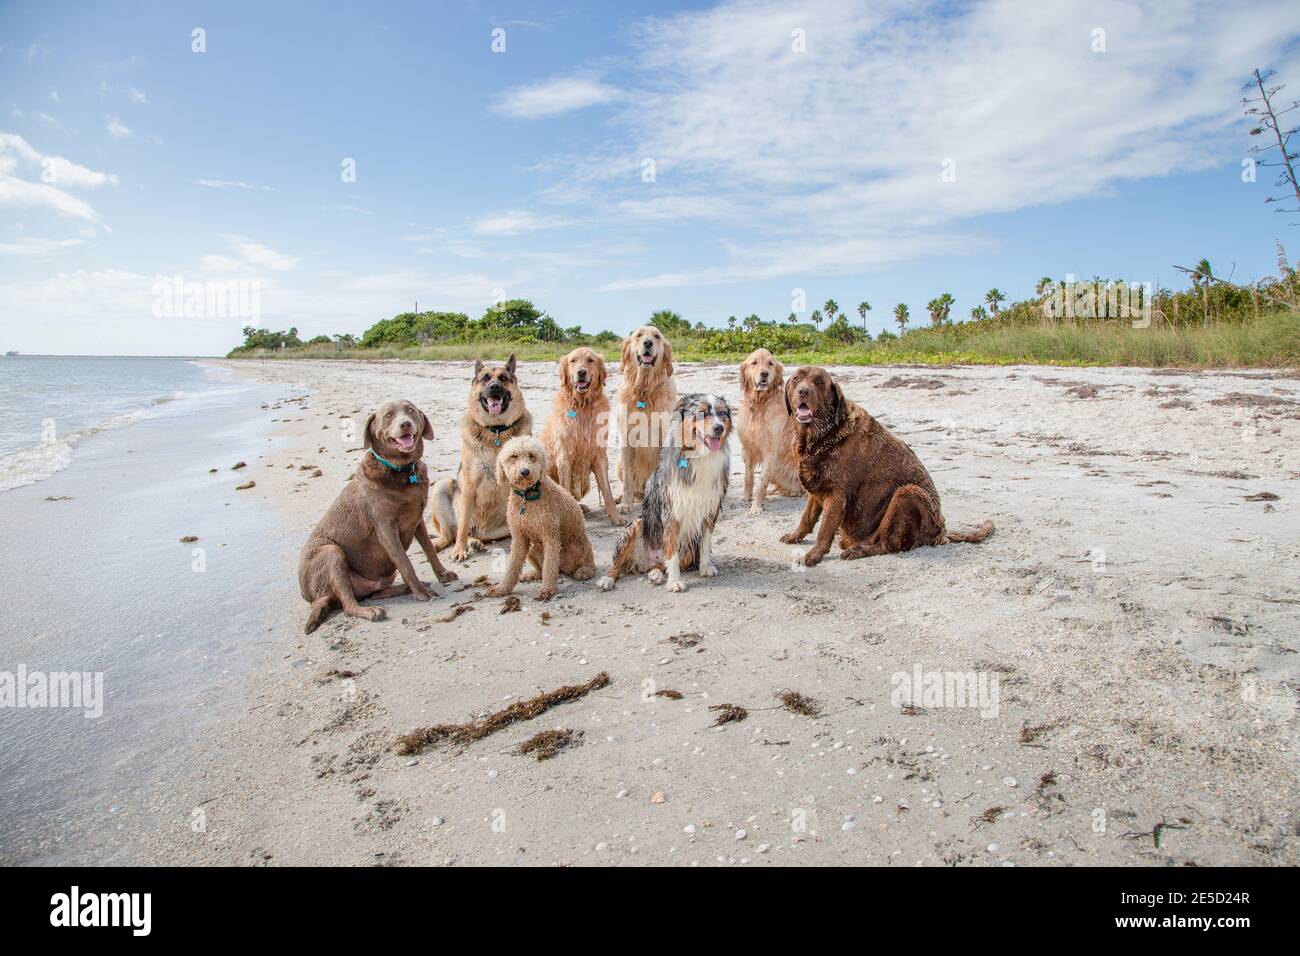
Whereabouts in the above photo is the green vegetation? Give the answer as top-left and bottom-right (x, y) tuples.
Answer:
(227, 251), (1300, 369)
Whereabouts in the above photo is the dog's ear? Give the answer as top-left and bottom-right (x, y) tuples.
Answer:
(415, 405), (434, 440)
(784, 377), (795, 417)
(830, 382), (845, 427)
(661, 338), (674, 378)
(505, 353), (517, 377)
(592, 353), (607, 390)
(739, 359), (753, 396)
(362, 411), (378, 449)
(619, 335), (634, 375)
(534, 440), (549, 473)
(773, 358), (785, 386)
(496, 453), (509, 485)
(473, 359), (483, 378)
(558, 354), (572, 391)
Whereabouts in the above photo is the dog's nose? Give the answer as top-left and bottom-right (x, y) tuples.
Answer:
(710, 422), (725, 437)
(519, 466), (531, 477)
(797, 385), (810, 398)
(576, 369), (588, 380)
(642, 342), (654, 352)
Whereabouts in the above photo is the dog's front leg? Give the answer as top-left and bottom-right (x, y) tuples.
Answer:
(451, 479), (477, 561)
(535, 539), (562, 601)
(415, 520), (457, 589)
(742, 449), (755, 501)
(662, 525), (687, 592)
(374, 524), (434, 600)
(780, 495), (823, 544)
(698, 526), (718, 577)
(803, 494), (844, 566)
(593, 452), (622, 525)
(486, 535), (529, 598)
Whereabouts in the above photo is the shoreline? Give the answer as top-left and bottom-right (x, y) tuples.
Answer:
(113, 356), (1298, 867)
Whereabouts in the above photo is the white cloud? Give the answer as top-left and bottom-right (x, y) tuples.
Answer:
(493, 75), (621, 119)
(0, 236), (85, 257)
(128, 87), (148, 105)
(0, 133), (117, 226)
(471, 209), (574, 236)
(192, 178), (274, 191)
(543, 0), (1300, 289)
(106, 116), (131, 139)
(204, 234), (300, 273)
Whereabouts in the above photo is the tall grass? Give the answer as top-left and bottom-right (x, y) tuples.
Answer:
(232, 312), (1299, 369)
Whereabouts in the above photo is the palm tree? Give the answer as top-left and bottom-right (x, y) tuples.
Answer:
(823, 299), (839, 322)
(810, 309), (823, 329)
(727, 315), (737, 330)
(970, 305), (989, 321)
(893, 303), (909, 335)
(1035, 276), (1054, 297)
(742, 313), (760, 332)
(857, 300), (871, 331)
(1192, 258), (1212, 324)
(985, 288), (1005, 316)
(926, 298), (941, 327)
(786, 311), (798, 324)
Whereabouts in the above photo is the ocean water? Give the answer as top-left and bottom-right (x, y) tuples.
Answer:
(0, 356), (298, 864)
(0, 355), (249, 492)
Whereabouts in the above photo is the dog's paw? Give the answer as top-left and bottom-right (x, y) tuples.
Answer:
(468, 537), (487, 554)
(840, 547), (867, 561)
(364, 606), (386, 622)
(410, 584), (434, 602)
(779, 531), (805, 545)
(698, 561), (719, 578)
(484, 585), (511, 599)
(519, 568), (541, 583)
(450, 546), (470, 562)
(747, 505), (763, 517)
(647, 568), (665, 585)
(436, 569), (459, 584)
(595, 576), (616, 592)
(666, 579), (687, 593)
(535, 587), (556, 602)
(802, 549), (824, 567)
(607, 512), (626, 527)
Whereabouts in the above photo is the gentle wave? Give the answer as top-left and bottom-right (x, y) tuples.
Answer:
(0, 392), (186, 493)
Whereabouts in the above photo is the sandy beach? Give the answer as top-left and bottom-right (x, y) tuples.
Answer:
(111, 357), (1299, 867)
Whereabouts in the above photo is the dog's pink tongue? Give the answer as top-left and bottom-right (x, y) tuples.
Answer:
(488, 398), (504, 415)
(706, 436), (722, 452)
(396, 434), (415, 450)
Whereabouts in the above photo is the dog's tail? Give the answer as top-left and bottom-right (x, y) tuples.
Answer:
(943, 519), (994, 544)
(429, 477), (458, 550)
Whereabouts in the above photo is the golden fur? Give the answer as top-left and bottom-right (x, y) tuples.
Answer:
(615, 325), (677, 507)
(487, 436), (597, 601)
(540, 346), (621, 525)
(430, 356), (533, 562)
(737, 348), (803, 514)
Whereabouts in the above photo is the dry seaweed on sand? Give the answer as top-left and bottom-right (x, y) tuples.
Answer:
(1037, 770), (1058, 791)
(654, 689), (684, 700)
(433, 603), (475, 624)
(1019, 721), (1057, 744)
(395, 672), (611, 755)
(499, 595), (522, 614)
(975, 806), (1005, 825)
(235, 481), (256, 491)
(778, 689), (821, 717)
(709, 703), (748, 726)
(515, 728), (581, 761)
(666, 632), (703, 649)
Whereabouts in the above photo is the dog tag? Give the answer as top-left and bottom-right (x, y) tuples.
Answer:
(678, 458), (688, 469)
(567, 410), (577, 418)
(636, 401), (646, 409)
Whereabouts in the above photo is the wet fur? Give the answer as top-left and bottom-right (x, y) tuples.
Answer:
(430, 356), (533, 562)
(598, 393), (732, 593)
(738, 348), (803, 514)
(781, 366), (994, 565)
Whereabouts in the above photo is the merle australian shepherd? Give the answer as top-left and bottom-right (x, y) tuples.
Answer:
(597, 393), (733, 593)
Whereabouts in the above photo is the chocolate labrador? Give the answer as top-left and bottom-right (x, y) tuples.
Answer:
(299, 399), (457, 633)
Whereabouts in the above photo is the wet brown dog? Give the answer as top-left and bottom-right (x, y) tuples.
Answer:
(738, 348), (802, 515)
(781, 367), (993, 565)
(430, 355), (533, 562)
(541, 346), (621, 525)
(487, 436), (597, 601)
(298, 399), (457, 633)
(615, 325), (676, 507)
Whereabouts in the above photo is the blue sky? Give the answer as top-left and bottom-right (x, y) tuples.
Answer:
(2, 0), (1300, 355)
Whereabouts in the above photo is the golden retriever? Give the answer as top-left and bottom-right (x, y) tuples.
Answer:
(615, 325), (676, 506)
(540, 346), (621, 525)
(737, 348), (803, 515)
(487, 436), (597, 601)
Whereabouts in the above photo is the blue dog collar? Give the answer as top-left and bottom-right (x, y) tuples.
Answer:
(369, 448), (420, 484)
